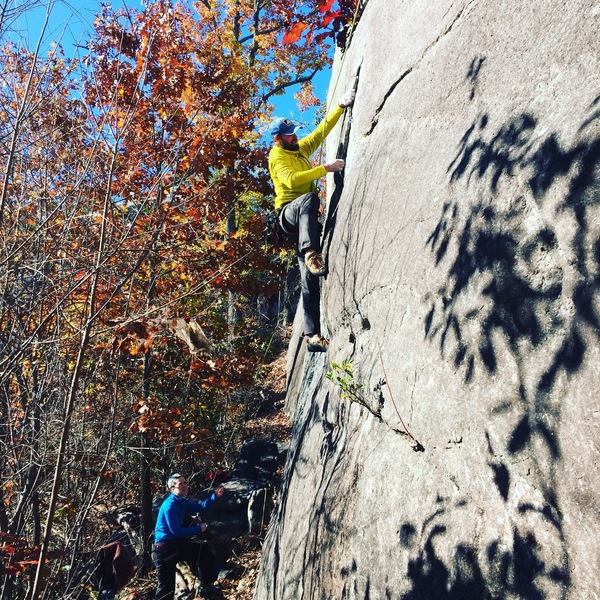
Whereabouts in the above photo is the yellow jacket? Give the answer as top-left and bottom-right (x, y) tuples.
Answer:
(268, 104), (345, 210)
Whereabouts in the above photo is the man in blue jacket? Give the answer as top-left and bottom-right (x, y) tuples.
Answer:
(153, 473), (224, 599)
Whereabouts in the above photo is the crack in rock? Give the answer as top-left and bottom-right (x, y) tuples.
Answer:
(366, 0), (477, 136)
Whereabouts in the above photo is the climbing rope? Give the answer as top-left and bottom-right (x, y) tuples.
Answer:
(378, 344), (425, 452)
(316, 0), (365, 162)
(327, 0), (364, 107)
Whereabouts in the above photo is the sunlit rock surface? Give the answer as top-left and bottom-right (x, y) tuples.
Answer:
(255, 1), (600, 598)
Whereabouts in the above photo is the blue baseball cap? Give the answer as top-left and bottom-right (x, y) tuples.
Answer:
(269, 117), (301, 137)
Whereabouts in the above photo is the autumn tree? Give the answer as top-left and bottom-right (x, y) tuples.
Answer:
(0, 0), (364, 597)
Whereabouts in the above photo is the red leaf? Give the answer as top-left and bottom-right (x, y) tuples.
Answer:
(315, 31), (333, 44)
(319, 0), (336, 12)
(322, 10), (342, 27)
(283, 21), (309, 44)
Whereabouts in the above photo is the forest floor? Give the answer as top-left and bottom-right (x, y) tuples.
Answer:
(118, 343), (292, 600)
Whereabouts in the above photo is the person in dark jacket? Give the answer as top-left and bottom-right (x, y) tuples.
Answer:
(153, 473), (224, 599)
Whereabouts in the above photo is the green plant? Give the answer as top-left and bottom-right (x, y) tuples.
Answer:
(326, 360), (368, 406)
(328, 355), (425, 452)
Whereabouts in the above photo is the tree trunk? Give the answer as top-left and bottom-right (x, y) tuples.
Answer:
(138, 216), (160, 576)
(138, 353), (154, 577)
(226, 169), (238, 345)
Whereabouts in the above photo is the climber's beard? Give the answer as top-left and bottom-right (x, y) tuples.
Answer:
(278, 136), (300, 152)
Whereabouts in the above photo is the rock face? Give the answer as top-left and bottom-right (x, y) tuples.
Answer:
(254, 0), (600, 598)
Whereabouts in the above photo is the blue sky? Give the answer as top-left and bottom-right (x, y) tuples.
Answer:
(13, 0), (332, 130)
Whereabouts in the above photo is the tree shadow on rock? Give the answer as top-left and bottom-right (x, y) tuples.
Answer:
(399, 497), (569, 600)
(258, 382), (354, 599)
(426, 97), (600, 458)
(427, 100), (599, 392)
(423, 69), (599, 600)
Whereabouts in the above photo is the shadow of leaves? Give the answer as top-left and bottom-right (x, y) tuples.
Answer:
(399, 502), (570, 599)
(421, 85), (599, 600)
(426, 97), (599, 443)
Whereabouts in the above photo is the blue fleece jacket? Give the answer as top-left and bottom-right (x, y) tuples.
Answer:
(154, 492), (216, 543)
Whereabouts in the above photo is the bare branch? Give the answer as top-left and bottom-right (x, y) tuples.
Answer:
(261, 69), (320, 104)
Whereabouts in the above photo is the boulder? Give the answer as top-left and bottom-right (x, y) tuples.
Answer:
(201, 438), (281, 539)
(255, 0), (600, 598)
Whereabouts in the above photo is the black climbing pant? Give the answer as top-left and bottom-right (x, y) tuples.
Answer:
(278, 192), (323, 336)
(152, 540), (219, 600)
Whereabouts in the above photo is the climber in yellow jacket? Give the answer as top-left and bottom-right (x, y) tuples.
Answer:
(268, 86), (355, 352)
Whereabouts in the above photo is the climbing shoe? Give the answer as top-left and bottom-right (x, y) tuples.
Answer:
(304, 250), (326, 276)
(197, 583), (221, 597)
(306, 334), (329, 352)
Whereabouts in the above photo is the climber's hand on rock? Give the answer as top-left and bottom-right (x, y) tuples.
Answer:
(338, 88), (355, 108)
(324, 159), (345, 172)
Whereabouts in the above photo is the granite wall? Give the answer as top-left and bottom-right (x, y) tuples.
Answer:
(255, 1), (600, 598)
